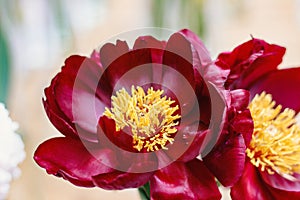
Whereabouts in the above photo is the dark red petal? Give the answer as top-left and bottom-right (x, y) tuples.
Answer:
(150, 160), (221, 200)
(163, 31), (195, 87)
(93, 171), (152, 190)
(43, 98), (77, 138)
(261, 171), (300, 192)
(34, 137), (115, 187)
(203, 133), (246, 187)
(230, 161), (274, 200)
(265, 184), (300, 200)
(179, 29), (212, 67)
(90, 49), (102, 66)
(198, 82), (227, 157)
(44, 56), (107, 141)
(230, 89), (250, 111)
(133, 36), (166, 84)
(160, 32), (198, 116)
(98, 116), (136, 152)
(229, 109), (253, 147)
(100, 40), (129, 69)
(164, 124), (207, 163)
(100, 40), (153, 91)
(179, 29), (230, 87)
(98, 116), (159, 173)
(216, 38), (286, 89)
(249, 68), (300, 112)
(54, 56), (101, 120)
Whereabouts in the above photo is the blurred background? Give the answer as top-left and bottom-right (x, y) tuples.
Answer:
(1, 0), (300, 199)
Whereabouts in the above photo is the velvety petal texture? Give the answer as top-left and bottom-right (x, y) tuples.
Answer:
(216, 38), (286, 90)
(150, 160), (221, 200)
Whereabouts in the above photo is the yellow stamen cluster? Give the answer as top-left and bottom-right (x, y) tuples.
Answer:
(104, 86), (181, 152)
(247, 92), (300, 175)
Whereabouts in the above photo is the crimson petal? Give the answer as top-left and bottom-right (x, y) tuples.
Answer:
(261, 171), (300, 192)
(216, 38), (286, 89)
(230, 161), (274, 200)
(203, 132), (246, 187)
(93, 171), (153, 190)
(150, 160), (221, 200)
(133, 36), (166, 84)
(248, 68), (300, 112)
(34, 137), (115, 187)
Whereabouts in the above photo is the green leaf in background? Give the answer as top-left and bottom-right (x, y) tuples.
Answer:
(138, 182), (150, 200)
(0, 24), (11, 104)
(151, 0), (205, 38)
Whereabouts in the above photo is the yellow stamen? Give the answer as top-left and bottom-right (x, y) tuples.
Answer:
(247, 92), (300, 175)
(104, 86), (181, 152)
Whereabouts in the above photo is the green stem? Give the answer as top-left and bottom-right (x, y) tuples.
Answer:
(138, 182), (150, 200)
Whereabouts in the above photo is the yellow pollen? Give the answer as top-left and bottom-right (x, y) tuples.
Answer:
(247, 92), (300, 175)
(103, 86), (181, 152)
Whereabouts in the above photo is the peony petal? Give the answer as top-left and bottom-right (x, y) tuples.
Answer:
(160, 32), (198, 116)
(229, 109), (253, 147)
(92, 170), (153, 190)
(248, 68), (300, 112)
(230, 89), (250, 111)
(150, 160), (221, 200)
(216, 38), (286, 90)
(179, 29), (230, 87)
(179, 29), (212, 67)
(100, 40), (153, 91)
(133, 36), (166, 84)
(261, 171), (300, 192)
(90, 49), (101, 66)
(34, 137), (115, 187)
(230, 161), (274, 200)
(92, 151), (156, 190)
(43, 97), (77, 138)
(203, 132), (246, 187)
(265, 184), (300, 200)
(98, 116), (136, 152)
(163, 31), (195, 87)
(51, 56), (106, 141)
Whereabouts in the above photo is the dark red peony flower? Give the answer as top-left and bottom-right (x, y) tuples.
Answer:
(34, 29), (252, 200)
(216, 38), (300, 200)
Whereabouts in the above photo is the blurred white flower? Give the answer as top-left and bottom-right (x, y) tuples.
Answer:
(0, 103), (25, 200)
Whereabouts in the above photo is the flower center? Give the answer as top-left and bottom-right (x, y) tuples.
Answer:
(104, 86), (181, 152)
(247, 92), (300, 175)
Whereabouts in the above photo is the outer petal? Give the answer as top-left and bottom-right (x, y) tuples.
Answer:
(203, 132), (246, 187)
(203, 89), (253, 186)
(230, 161), (274, 200)
(216, 38), (286, 89)
(265, 184), (300, 200)
(248, 68), (300, 112)
(93, 171), (152, 190)
(179, 29), (212, 67)
(34, 137), (115, 187)
(179, 29), (230, 87)
(150, 160), (221, 200)
(43, 97), (77, 138)
(44, 55), (106, 141)
(261, 171), (300, 192)
(229, 89), (253, 146)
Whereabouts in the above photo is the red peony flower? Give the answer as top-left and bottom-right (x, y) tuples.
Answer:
(216, 38), (300, 199)
(34, 29), (252, 199)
